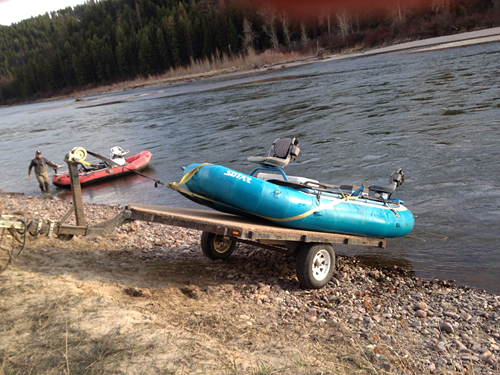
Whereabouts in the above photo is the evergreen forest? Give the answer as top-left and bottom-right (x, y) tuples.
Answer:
(1, 0), (499, 105)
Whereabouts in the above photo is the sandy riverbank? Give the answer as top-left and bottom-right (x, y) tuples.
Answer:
(1, 192), (499, 374)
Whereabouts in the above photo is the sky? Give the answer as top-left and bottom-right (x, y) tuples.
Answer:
(0, 0), (86, 26)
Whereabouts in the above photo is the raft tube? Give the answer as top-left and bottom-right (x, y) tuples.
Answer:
(179, 163), (414, 238)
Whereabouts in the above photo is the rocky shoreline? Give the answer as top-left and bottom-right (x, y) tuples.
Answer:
(1, 191), (499, 374)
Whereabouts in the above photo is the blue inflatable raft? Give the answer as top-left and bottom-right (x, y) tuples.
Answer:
(170, 138), (414, 239)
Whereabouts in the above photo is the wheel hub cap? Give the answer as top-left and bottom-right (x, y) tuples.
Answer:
(312, 249), (331, 281)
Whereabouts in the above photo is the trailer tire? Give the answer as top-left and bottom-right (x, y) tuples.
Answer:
(296, 243), (335, 289)
(57, 234), (74, 241)
(201, 232), (236, 260)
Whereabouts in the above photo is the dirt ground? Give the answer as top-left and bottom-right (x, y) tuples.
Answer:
(0, 241), (374, 375)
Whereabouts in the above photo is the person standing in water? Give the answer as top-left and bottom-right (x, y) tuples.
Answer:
(28, 150), (62, 193)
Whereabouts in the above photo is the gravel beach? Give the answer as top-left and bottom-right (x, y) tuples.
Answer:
(1, 191), (499, 374)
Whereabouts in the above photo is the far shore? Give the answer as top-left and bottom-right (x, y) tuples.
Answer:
(3, 27), (500, 108)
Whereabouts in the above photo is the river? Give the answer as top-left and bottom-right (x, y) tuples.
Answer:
(1, 41), (499, 293)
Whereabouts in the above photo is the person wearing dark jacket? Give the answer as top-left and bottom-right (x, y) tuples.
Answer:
(28, 150), (62, 192)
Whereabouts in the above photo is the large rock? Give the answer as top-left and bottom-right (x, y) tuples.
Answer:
(439, 322), (454, 334)
(444, 311), (460, 320)
(415, 310), (427, 318)
(434, 342), (447, 352)
(413, 301), (428, 311)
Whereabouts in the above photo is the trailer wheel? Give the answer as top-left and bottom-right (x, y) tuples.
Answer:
(296, 243), (335, 289)
(200, 232), (236, 260)
(57, 234), (74, 241)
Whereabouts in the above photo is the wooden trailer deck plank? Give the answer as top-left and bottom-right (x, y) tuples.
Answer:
(127, 203), (386, 248)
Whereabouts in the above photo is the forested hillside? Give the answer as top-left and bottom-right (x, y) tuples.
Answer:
(1, 0), (499, 104)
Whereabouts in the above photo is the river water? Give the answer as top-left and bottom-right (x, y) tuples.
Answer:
(1, 42), (499, 293)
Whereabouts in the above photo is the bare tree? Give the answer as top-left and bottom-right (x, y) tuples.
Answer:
(317, 13), (330, 37)
(432, 0), (451, 14)
(387, 0), (411, 25)
(390, 1), (408, 25)
(279, 12), (291, 47)
(241, 18), (256, 52)
(258, 4), (279, 50)
(300, 22), (309, 46)
(337, 10), (351, 40)
(135, 1), (142, 29)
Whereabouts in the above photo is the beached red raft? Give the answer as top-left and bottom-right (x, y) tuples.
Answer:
(52, 150), (152, 188)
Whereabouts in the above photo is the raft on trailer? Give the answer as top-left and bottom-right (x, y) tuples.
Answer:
(53, 146), (152, 188)
(171, 138), (414, 239)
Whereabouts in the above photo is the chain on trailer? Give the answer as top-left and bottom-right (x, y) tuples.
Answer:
(0, 216), (26, 270)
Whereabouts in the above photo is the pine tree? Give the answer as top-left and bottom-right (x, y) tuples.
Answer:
(166, 14), (181, 67)
(116, 24), (131, 76)
(178, 2), (193, 61)
(138, 26), (156, 75)
(156, 27), (170, 70)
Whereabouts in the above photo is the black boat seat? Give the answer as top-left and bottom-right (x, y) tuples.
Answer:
(368, 169), (405, 198)
(247, 137), (300, 168)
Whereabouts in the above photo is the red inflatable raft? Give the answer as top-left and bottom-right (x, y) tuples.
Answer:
(52, 150), (152, 188)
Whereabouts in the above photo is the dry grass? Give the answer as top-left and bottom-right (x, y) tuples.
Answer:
(161, 48), (310, 79)
(73, 48), (314, 98)
(0, 245), (383, 375)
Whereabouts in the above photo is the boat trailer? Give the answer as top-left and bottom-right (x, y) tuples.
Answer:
(1, 148), (386, 288)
